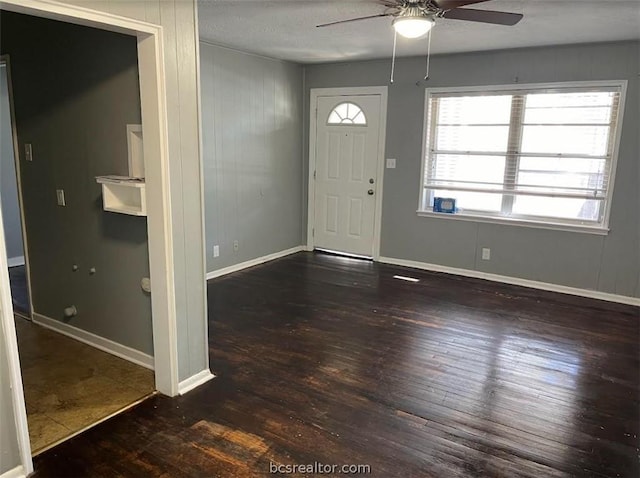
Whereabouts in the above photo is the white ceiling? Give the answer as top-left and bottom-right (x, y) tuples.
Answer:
(198, 0), (640, 63)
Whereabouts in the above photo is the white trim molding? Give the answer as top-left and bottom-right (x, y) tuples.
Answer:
(416, 210), (611, 236)
(0, 465), (26, 478)
(178, 369), (214, 395)
(378, 256), (640, 307)
(206, 246), (304, 280)
(32, 313), (155, 369)
(307, 86), (388, 260)
(7, 256), (24, 268)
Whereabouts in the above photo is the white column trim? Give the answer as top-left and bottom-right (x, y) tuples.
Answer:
(178, 369), (214, 395)
(0, 465), (26, 478)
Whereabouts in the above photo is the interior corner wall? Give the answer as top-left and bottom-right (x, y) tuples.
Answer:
(0, 66), (23, 262)
(303, 41), (640, 299)
(0, 11), (154, 354)
(200, 43), (304, 273)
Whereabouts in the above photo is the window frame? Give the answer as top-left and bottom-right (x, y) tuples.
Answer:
(418, 80), (628, 235)
(327, 101), (368, 126)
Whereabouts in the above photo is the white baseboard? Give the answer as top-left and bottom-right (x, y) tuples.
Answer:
(178, 369), (214, 395)
(206, 246), (304, 280)
(0, 465), (26, 478)
(32, 313), (155, 369)
(378, 256), (640, 307)
(7, 256), (25, 268)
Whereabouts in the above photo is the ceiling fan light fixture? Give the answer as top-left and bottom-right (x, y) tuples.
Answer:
(392, 14), (434, 39)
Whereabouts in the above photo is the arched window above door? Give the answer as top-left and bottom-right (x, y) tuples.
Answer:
(327, 102), (367, 125)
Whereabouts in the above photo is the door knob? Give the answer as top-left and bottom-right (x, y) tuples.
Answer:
(368, 189), (374, 195)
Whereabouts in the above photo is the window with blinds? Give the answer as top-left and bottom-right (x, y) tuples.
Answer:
(420, 82), (626, 230)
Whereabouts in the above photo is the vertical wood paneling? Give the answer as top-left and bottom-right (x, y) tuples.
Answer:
(174, 0), (206, 376)
(200, 43), (303, 274)
(144, 0), (161, 24)
(108, 0), (146, 21)
(62, 0), (112, 14)
(156, 0), (190, 380)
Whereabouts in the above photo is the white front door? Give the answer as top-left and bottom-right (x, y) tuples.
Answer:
(312, 94), (382, 257)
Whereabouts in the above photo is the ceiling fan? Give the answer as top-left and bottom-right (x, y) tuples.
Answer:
(316, 0), (523, 82)
(317, 0), (523, 37)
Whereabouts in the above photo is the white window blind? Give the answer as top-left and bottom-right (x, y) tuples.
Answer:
(421, 83), (625, 230)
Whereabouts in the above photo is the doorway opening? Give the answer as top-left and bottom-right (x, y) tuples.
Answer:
(0, 11), (155, 456)
(0, 60), (30, 319)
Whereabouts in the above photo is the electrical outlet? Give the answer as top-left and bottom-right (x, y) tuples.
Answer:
(386, 158), (396, 169)
(25, 143), (33, 161)
(481, 248), (491, 261)
(233, 240), (239, 252)
(56, 189), (66, 206)
(213, 245), (219, 258)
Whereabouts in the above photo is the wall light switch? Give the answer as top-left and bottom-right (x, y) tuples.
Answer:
(386, 158), (396, 169)
(56, 189), (66, 206)
(481, 248), (491, 261)
(213, 245), (219, 258)
(25, 143), (33, 161)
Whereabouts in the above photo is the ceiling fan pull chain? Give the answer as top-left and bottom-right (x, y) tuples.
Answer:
(390, 29), (397, 84)
(424, 27), (432, 80)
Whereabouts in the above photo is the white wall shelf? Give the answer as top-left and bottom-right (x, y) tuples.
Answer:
(96, 175), (146, 216)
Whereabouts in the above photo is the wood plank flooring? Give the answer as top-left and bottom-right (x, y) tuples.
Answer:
(32, 252), (639, 477)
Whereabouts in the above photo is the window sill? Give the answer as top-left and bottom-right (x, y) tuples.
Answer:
(416, 210), (610, 235)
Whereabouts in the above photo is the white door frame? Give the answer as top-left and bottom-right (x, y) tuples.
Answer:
(0, 55), (34, 320)
(0, 0), (185, 474)
(0, 209), (31, 478)
(307, 87), (388, 260)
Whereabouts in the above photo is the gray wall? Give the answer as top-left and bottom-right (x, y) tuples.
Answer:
(0, 11), (153, 354)
(200, 43), (304, 272)
(0, 65), (23, 262)
(0, 319), (20, 474)
(304, 41), (640, 298)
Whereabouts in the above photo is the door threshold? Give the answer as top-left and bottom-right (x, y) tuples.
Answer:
(31, 391), (157, 457)
(315, 248), (373, 261)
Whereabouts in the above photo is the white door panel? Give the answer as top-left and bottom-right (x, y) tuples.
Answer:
(313, 95), (381, 257)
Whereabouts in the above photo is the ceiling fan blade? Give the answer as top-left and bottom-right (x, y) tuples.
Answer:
(442, 8), (523, 26)
(316, 13), (394, 28)
(434, 0), (491, 10)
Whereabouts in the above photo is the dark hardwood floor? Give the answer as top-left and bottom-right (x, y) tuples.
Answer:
(32, 252), (639, 477)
